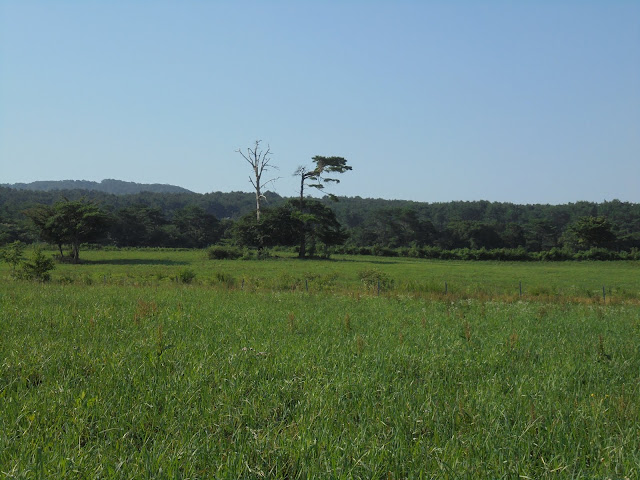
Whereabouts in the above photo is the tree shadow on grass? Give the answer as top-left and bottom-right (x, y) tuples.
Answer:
(301, 256), (401, 265)
(272, 255), (399, 264)
(287, 255), (402, 265)
(362, 258), (402, 265)
(84, 259), (189, 266)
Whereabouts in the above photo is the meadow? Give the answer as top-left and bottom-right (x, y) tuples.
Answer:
(6, 248), (640, 302)
(1, 249), (639, 478)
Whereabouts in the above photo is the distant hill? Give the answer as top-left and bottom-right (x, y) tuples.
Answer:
(1, 179), (193, 195)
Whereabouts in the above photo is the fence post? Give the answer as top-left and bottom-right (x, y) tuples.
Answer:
(241, 278), (244, 290)
(445, 282), (448, 295)
(377, 279), (380, 296)
(603, 285), (606, 303)
(305, 278), (309, 292)
(519, 281), (522, 297)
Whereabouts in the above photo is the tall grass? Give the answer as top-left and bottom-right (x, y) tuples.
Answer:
(1, 280), (638, 478)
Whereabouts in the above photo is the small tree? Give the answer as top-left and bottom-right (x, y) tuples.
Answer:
(0, 241), (25, 276)
(25, 199), (110, 263)
(236, 140), (279, 222)
(294, 156), (351, 257)
(0, 242), (55, 281)
(20, 246), (55, 282)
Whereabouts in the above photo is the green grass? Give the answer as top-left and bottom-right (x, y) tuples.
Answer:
(2, 248), (639, 302)
(1, 250), (639, 478)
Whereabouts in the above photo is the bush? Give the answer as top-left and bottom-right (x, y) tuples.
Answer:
(211, 272), (237, 288)
(358, 268), (394, 292)
(207, 245), (243, 260)
(241, 250), (256, 260)
(275, 272), (302, 291)
(419, 246), (444, 259)
(339, 244), (634, 262)
(175, 268), (196, 284)
(20, 247), (55, 282)
(536, 247), (573, 261)
(372, 245), (398, 257)
(575, 248), (618, 261)
(0, 241), (25, 277)
(502, 247), (532, 261)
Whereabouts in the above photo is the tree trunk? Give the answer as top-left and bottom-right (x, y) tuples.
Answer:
(299, 232), (306, 258)
(255, 163), (261, 222)
(298, 173), (306, 258)
(71, 242), (80, 263)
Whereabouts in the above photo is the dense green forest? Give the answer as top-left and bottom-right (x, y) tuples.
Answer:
(1, 185), (639, 259)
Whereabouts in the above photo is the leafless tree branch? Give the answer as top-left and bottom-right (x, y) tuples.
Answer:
(237, 140), (279, 221)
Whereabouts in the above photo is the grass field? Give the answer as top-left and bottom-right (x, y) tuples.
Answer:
(1, 249), (639, 478)
(3, 248), (639, 302)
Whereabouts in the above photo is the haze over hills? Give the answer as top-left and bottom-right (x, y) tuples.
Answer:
(1, 179), (193, 195)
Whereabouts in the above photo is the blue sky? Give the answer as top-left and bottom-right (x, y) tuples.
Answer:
(1, 1), (638, 204)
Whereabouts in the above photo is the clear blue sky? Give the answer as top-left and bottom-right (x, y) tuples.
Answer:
(1, 1), (638, 204)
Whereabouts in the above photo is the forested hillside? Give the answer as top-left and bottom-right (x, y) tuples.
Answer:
(1, 179), (192, 194)
(1, 185), (639, 255)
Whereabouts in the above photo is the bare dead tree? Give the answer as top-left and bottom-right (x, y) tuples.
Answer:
(236, 140), (279, 221)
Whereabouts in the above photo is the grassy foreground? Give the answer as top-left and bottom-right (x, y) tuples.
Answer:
(1, 250), (639, 478)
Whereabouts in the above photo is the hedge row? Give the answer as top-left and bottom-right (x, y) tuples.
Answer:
(334, 245), (640, 261)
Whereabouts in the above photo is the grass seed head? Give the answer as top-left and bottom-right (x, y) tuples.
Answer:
(287, 312), (296, 332)
(509, 330), (519, 350)
(344, 313), (352, 332)
(463, 321), (471, 343)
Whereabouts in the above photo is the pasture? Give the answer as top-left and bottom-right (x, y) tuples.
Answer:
(4, 248), (639, 302)
(1, 250), (639, 478)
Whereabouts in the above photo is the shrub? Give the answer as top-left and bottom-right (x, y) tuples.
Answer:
(575, 248), (617, 261)
(20, 247), (56, 282)
(257, 248), (272, 260)
(276, 272), (302, 291)
(241, 250), (256, 260)
(318, 272), (339, 289)
(372, 245), (398, 257)
(212, 272), (236, 288)
(501, 247), (532, 261)
(358, 268), (394, 292)
(419, 246), (444, 259)
(207, 246), (243, 260)
(175, 268), (196, 284)
(537, 247), (573, 261)
(57, 273), (75, 285)
(0, 241), (25, 277)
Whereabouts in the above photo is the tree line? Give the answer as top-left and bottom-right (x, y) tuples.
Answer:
(1, 142), (639, 260)
(2, 189), (639, 261)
